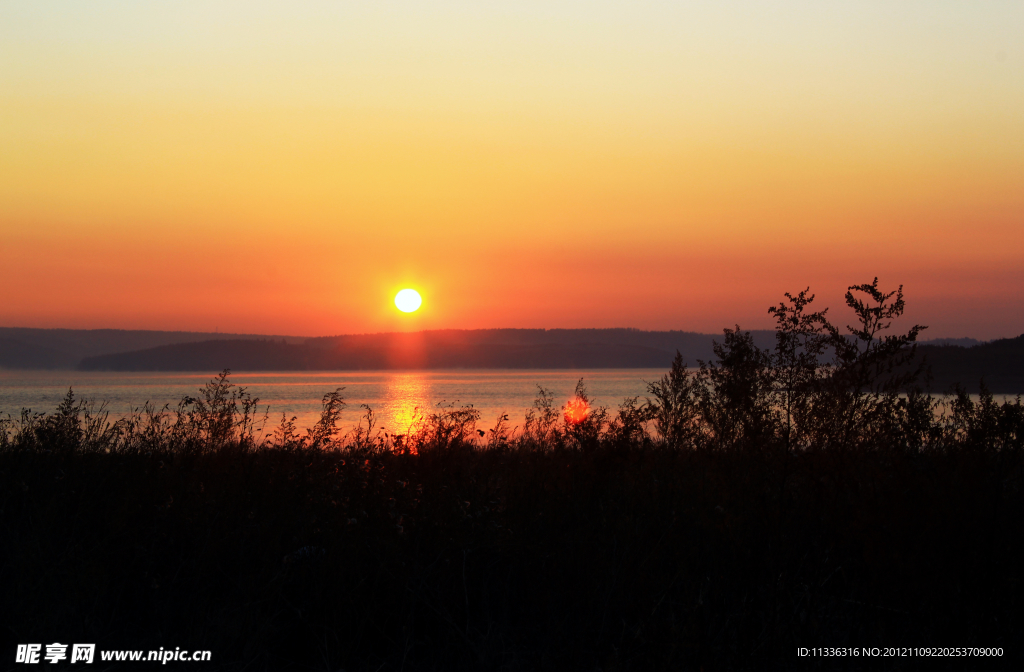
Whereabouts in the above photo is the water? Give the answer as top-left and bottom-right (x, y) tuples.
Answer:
(0, 369), (668, 435)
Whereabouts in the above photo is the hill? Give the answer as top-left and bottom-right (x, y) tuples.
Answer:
(0, 327), (303, 370)
(78, 328), (768, 371)
(9, 327), (1023, 392)
(917, 335), (1024, 394)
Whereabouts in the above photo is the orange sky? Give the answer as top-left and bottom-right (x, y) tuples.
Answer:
(1, 2), (1022, 340)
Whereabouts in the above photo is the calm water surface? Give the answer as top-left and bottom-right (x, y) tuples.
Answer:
(0, 369), (668, 434)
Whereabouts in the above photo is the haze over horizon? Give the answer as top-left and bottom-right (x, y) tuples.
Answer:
(2, 2), (1022, 340)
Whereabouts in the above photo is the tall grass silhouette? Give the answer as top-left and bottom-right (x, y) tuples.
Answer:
(2, 279), (1021, 671)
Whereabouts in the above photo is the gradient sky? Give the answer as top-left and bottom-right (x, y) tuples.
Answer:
(2, 1), (1022, 339)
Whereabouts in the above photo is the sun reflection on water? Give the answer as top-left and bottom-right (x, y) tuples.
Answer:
(380, 373), (431, 436)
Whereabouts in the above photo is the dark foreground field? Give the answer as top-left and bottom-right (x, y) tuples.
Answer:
(3, 283), (1022, 670)
(2, 411), (1021, 671)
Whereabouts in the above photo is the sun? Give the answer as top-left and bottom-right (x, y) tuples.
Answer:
(394, 288), (422, 313)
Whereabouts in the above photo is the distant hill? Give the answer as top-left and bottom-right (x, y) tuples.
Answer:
(0, 328), (304, 370)
(918, 337), (985, 348)
(77, 329), (778, 372)
(10, 326), (1024, 393)
(916, 335), (1024, 394)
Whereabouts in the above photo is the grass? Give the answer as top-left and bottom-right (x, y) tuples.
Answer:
(2, 383), (1021, 670)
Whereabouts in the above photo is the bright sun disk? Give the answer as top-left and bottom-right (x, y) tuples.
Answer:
(394, 289), (422, 313)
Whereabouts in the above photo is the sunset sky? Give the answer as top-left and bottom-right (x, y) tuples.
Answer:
(2, 2), (1022, 340)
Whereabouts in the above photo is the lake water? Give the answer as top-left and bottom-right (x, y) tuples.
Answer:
(0, 369), (668, 435)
